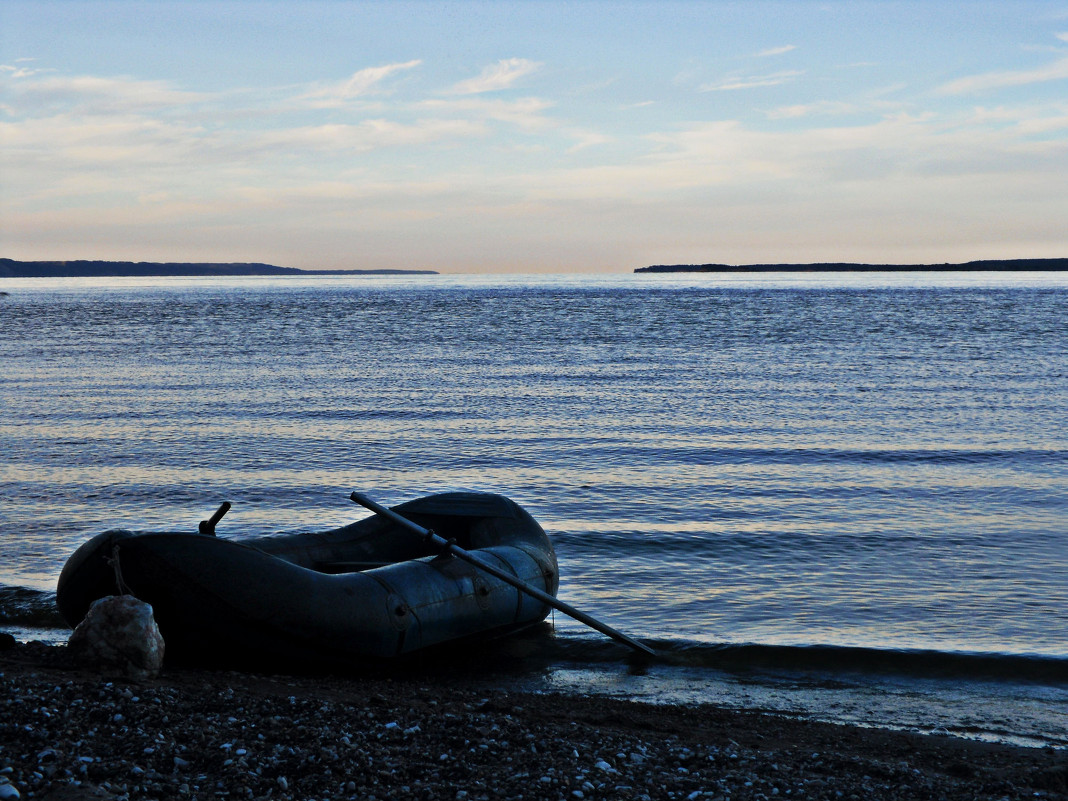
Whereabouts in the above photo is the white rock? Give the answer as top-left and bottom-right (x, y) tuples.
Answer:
(67, 595), (165, 679)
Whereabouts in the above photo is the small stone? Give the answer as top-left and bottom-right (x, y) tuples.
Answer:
(0, 784), (21, 800)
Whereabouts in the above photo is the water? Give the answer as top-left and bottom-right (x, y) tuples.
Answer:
(2, 271), (1067, 746)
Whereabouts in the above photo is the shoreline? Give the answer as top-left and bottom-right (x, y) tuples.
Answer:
(2, 642), (1065, 800)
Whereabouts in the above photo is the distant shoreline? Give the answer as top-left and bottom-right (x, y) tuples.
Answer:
(636, 258), (1068, 273)
(0, 259), (437, 278)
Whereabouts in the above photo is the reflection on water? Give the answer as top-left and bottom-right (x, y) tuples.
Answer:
(1, 274), (1066, 664)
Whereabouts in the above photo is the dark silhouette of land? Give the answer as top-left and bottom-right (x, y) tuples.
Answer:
(637, 258), (1068, 273)
(0, 259), (437, 278)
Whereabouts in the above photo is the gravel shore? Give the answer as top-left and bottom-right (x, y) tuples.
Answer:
(2, 641), (1066, 801)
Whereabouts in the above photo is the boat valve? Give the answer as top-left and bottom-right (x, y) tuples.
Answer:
(198, 502), (232, 536)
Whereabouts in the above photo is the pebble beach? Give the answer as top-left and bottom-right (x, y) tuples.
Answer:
(2, 640), (1066, 801)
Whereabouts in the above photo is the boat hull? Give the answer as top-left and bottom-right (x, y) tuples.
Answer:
(56, 492), (559, 667)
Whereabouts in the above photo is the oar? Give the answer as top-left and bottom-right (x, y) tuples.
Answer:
(350, 492), (657, 658)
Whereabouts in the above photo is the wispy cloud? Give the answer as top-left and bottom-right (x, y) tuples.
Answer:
(1, 72), (206, 113)
(446, 58), (542, 95)
(699, 70), (803, 92)
(565, 130), (611, 154)
(416, 96), (555, 131)
(766, 90), (906, 120)
(1, 64), (42, 79)
(256, 118), (486, 153)
(1056, 32), (1068, 43)
(756, 45), (797, 57)
(300, 60), (422, 107)
(766, 100), (863, 119)
(937, 55), (1068, 94)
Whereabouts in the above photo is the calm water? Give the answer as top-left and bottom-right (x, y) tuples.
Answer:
(2, 272), (1067, 744)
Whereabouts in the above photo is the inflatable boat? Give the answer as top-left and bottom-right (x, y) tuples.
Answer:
(56, 491), (559, 667)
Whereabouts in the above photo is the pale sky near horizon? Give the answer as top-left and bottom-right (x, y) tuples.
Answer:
(2, 1), (1067, 273)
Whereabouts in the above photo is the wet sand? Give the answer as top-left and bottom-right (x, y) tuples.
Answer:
(2, 641), (1066, 800)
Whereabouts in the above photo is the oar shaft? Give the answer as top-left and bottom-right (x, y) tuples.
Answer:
(350, 492), (656, 657)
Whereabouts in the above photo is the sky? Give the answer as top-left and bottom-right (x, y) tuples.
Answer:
(2, 1), (1067, 273)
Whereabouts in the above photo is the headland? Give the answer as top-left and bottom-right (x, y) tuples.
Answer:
(0, 259), (437, 278)
(636, 258), (1068, 273)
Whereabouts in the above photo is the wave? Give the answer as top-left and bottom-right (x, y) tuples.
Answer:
(0, 586), (66, 629)
(595, 444), (1068, 468)
(542, 635), (1068, 684)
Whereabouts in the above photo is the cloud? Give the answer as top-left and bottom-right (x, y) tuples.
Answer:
(2, 72), (207, 114)
(699, 70), (803, 92)
(1057, 32), (1068, 43)
(565, 130), (611, 154)
(446, 58), (542, 95)
(765, 92), (906, 120)
(502, 104), (1068, 211)
(256, 118), (486, 153)
(1, 64), (42, 79)
(300, 60), (422, 106)
(415, 96), (555, 131)
(766, 100), (863, 119)
(756, 45), (797, 57)
(937, 55), (1068, 94)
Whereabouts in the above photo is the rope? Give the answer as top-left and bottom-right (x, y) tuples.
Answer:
(106, 543), (131, 596)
